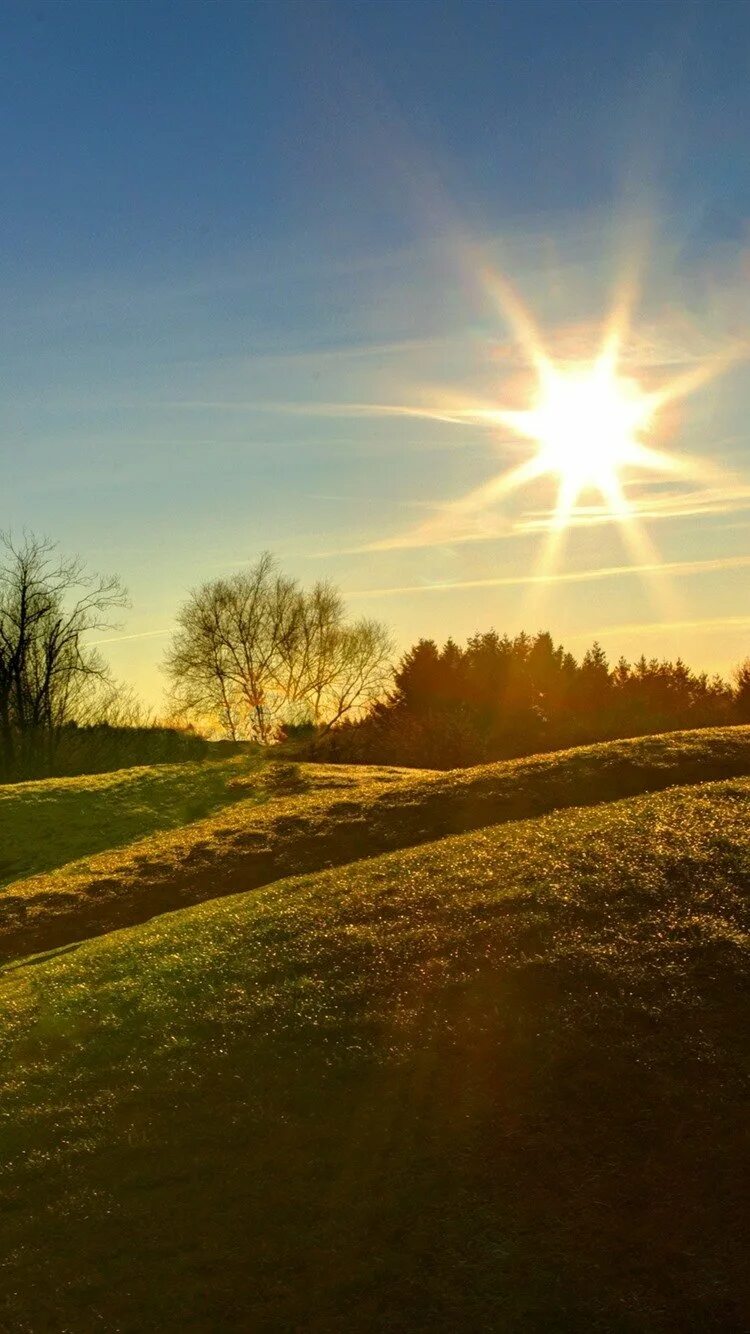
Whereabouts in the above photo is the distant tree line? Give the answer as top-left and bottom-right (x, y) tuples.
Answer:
(4, 531), (748, 781)
(306, 630), (750, 769)
(0, 534), (204, 782)
(0, 538), (391, 783)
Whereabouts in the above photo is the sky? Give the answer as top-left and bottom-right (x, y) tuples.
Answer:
(2, 0), (749, 707)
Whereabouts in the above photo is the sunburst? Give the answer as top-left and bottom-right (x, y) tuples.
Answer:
(368, 269), (739, 579)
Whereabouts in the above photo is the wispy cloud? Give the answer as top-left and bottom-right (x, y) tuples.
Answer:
(346, 552), (750, 599)
(165, 399), (482, 425)
(568, 615), (750, 640)
(346, 478), (750, 555)
(90, 627), (174, 646)
(518, 481), (750, 532)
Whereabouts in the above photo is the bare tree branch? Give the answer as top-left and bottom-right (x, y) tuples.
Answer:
(165, 554), (392, 742)
(0, 533), (128, 777)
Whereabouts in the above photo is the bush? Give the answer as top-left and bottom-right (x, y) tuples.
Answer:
(263, 761), (310, 796)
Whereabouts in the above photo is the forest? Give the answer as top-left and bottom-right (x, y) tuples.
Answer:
(308, 630), (750, 768)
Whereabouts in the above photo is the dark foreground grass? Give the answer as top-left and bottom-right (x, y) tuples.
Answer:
(2, 725), (750, 963)
(1, 778), (748, 1331)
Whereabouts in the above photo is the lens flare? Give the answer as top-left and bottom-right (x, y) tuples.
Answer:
(499, 358), (656, 522)
(366, 268), (742, 577)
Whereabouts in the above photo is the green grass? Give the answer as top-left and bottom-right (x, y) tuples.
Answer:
(0, 753), (267, 887)
(1, 777), (748, 1331)
(0, 753), (417, 895)
(3, 725), (750, 963)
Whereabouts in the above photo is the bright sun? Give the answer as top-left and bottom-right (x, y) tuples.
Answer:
(528, 365), (652, 490)
(368, 267), (737, 565)
(501, 355), (659, 520)
(452, 335), (689, 541)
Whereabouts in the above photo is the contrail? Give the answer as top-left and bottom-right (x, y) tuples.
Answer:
(346, 552), (750, 599)
(90, 627), (174, 646)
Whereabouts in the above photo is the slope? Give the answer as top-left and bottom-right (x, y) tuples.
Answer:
(0, 753), (263, 887)
(0, 753), (417, 891)
(2, 725), (750, 963)
(1, 777), (748, 1331)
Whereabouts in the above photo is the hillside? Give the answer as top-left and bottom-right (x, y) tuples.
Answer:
(2, 725), (750, 963)
(0, 752), (419, 891)
(0, 753), (263, 888)
(1, 777), (748, 1331)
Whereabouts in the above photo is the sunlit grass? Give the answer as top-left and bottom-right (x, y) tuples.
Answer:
(2, 726), (750, 965)
(0, 754), (265, 888)
(1, 777), (748, 1330)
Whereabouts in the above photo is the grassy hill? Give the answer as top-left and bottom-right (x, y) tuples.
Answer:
(2, 725), (750, 963)
(1, 776), (748, 1331)
(0, 752), (418, 893)
(0, 753), (264, 888)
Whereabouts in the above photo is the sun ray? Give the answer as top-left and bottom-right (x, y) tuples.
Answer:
(370, 272), (743, 573)
(480, 265), (552, 377)
(523, 474), (577, 612)
(365, 456), (545, 552)
(649, 344), (745, 413)
(596, 308), (626, 380)
(446, 455), (547, 516)
(599, 472), (676, 614)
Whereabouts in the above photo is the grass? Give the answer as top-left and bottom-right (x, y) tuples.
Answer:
(1, 777), (748, 1331)
(0, 753), (417, 893)
(2, 724), (750, 963)
(0, 753), (269, 888)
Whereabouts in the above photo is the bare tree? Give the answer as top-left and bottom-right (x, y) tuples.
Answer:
(77, 678), (153, 729)
(165, 553), (392, 742)
(307, 617), (393, 731)
(0, 533), (127, 777)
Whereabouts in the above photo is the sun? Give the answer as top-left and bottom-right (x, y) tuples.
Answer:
(498, 353), (660, 524)
(363, 266), (739, 562)
(525, 364), (651, 489)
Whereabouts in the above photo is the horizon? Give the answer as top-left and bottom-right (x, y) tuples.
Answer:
(3, 0), (749, 708)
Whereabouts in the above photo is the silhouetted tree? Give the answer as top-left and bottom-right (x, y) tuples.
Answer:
(310, 625), (746, 769)
(0, 533), (127, 778)
(734, 659), (750, 722)
(388, 639), (442, 713)
(166, 553), (392, 742)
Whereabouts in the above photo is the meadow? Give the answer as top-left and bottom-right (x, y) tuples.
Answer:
(1, 727), (749, 1330)
(2, 725), (749, 963)
(0, 753), (263, 888)
(6, 5), (750, 1329)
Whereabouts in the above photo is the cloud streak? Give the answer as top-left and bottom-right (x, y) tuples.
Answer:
(517, 481), (750, 532)
(90, 628), (174, 647)
(568, 615), (750, 640)
(346, 552), (750, 599)
(350, 479), (750, 554)
(164, 398), (506, 428)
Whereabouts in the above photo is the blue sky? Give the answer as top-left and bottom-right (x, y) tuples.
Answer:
(2, 0), (749, 704)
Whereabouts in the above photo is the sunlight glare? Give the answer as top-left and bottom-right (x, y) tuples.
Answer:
(364, 263), (742, 578)
(502, 357), (656, 523)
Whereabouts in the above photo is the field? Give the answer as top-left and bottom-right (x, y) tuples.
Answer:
(0, 753), (266, 888)
(0, 751), (417, 891)
(3, 726), (750, 964)
(1, 728), (749, 1330)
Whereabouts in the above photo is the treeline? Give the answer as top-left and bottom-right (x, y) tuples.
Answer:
(0, 534), (203, 783)
(4, 531), (748, 781)
(43, 723), (207, 779)
(306, 631), (750, 769)
(0, 537), (390, 783)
